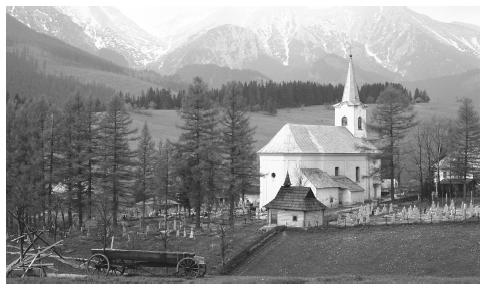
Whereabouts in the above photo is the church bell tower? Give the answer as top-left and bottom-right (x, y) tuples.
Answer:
(333, 54), (367, 138)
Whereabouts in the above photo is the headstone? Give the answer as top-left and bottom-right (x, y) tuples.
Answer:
(189, 227), (194, 239)
(450, 199), (455, 210)
(176, 229), (180, 238)
(146, 225), (150, 234)
(375, 206), (380, 216)
(183, 228), (186, 238)
(383, 204), (388, 214)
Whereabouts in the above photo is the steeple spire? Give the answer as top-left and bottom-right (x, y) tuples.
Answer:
(341, 54), (360, 104)
(283, 172), (291, 187)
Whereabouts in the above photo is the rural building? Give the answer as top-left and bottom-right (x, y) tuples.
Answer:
(264, 173), (326, 227)
(435, 156), (479, 198)
(258, 55), (381, 209)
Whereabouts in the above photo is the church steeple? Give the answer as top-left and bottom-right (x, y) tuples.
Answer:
(341, 54), (361, 104)
(333, 54), (367, 139)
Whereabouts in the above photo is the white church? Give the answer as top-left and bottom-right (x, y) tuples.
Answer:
(258, 55), (381, 209)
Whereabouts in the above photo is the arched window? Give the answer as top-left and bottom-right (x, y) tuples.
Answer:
(356, 167), (360, 182)
(341, 117), (347, 126)
(335, 167), (339, 176)
(358, 117), (362, 130)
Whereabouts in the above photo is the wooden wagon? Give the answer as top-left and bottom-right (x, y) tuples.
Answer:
(86, 248), (206, 277)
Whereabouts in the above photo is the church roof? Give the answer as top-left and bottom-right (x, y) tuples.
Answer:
(258, 123), (375, 154)
(301, 168), (341, 188)
(300, 168), (365, 192)
(264, 185), (326, 211)
(331, 176), (365, 192)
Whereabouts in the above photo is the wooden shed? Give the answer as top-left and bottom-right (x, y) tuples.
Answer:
(264, 173), (326, 228)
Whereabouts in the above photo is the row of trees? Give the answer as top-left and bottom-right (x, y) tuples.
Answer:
(7, 77), (258, 234)
(368, 86), (478, 201)
(126, 81), (428, 113)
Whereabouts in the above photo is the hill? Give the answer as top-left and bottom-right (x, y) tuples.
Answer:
(128, 102), (462, 151)
(6, 13), (166, 96)
(174, 64), (269, 88)
(404, 69), (480, 107)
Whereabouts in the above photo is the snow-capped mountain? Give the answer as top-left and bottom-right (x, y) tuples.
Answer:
(7, 6), (168, 67)
(154, 6), (479, 81)
(6, 6), (480, 82)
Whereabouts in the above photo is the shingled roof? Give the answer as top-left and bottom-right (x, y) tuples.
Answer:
(331, 176), (365, 192)
(258, 124), (375, 154)
(264, 185), (326, 211)
(301, 168), (341, 188)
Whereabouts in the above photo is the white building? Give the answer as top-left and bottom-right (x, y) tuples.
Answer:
(258, 55), (381, 209)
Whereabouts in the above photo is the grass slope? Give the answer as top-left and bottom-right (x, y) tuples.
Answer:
(129, 102), (461, 151)
(235, 223), (479, 280)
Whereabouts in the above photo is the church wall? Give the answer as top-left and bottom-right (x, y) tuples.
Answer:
(315, 187), (340, 208)
(259, 153), (377, 209)
(350, 191), (365, 204)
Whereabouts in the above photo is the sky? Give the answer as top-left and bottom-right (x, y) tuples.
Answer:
(118, 5), (480, 32)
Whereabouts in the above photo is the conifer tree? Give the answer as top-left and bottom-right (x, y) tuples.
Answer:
(99, 94), (137, 227)
(368, 86), (417, 202)
(134, 121), (155, 219)
(454, 98), (479, 200)
(175, 77), (219, 228)
(220, 82), (257, 226)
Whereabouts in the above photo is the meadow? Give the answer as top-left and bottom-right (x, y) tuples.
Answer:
(129, 101), (462, 151)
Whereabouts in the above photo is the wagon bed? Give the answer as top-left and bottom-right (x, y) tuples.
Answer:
(86, 248), (206, 277)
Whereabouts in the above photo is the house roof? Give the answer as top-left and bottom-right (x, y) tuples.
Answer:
(301, 168), (341, 188)
(258, 123), (375, 154)
(332, 176), (365, 192)
(264, 186), (327, 211)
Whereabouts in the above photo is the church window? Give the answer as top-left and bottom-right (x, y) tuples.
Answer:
(341, 117), (347, 126)
(356, 167), (360, 182)
(358, 117), (362, 130)
(271, 172), (276, 178)
(293, 215), (298, 222)
(335, 167), (339, 176)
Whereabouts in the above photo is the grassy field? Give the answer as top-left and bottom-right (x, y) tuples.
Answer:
(6, 216), (267, 278)
(129, 101), (462, 151)
(8, 222), (479, 284)
(234, 222), (480, 282)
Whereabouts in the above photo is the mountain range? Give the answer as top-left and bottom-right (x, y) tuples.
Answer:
(6, 6), (480, 104)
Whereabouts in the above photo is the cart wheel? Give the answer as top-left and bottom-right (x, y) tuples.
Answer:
(110, 261), (126, 276)
(177, 257), (199, 278)
(86, 253), (110, 276)
(198, 264), (207, 277)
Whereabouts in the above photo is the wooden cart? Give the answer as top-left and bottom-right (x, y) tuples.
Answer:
(86, 249), (206, 277)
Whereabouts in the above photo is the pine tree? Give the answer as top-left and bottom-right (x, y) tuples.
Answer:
(453, 98), (479, 200)
(174, 77), (219, 228)
(134, 121), (155, 220)
(220, 82), (258, 226)
(368, 86), (417, 202)
(99, 94), (137, 227)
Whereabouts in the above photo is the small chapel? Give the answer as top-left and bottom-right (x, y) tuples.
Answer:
(258, 54), (381, 209)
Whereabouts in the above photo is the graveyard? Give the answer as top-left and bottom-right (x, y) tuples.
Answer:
(330, 198), (480, 227)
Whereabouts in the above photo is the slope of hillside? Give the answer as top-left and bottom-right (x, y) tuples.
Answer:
(404, 69), (480, 106)
(174, 64), (269, 87)
(129, 102), (461, 151)
(6, 13), (164, 96)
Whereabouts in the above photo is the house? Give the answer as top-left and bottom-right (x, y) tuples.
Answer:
(264, 173), (326, 228)
(258, 54), (381, 209)
(435, 156), (478, 197)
